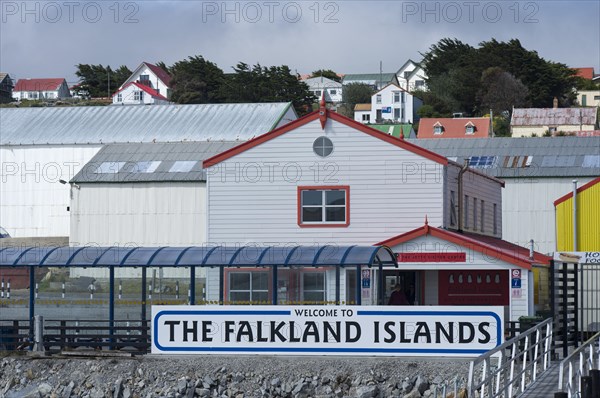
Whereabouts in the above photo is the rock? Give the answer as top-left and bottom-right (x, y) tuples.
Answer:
(177, 377), (188, 393)
(415, 375), (429, 395)
(123, 386), (132, 398)
(90, 387), (104, 398)
(196, 388), (211, 397)
(432, 376), (443, 385)
(401, 380), (413, 393)
(232, 373), (245, 383)
(423, 390), (433, 398)
(403, 388), (423, 398)
(62, 381), (75, 398)
(270, 378), (280, 387)
(321, 376), (330, 385)
(3, 377), (15, 394)
(114, 378), (123, 398)
(204, 375), (215, 387)
(38, 383), (53, 395)
(354, 385), (378, 398)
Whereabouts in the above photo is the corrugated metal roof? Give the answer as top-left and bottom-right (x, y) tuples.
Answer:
(0, 102), (293, 145)
(511, 108), (597, 126)
(408, 137), (600, 178)
(72, 141), (239, 183)
(342, 73), (397, 84)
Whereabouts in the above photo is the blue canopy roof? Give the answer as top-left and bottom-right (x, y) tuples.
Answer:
(0, 245), (397, 268)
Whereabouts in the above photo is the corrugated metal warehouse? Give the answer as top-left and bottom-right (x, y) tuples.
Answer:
(0, 103), (297, 238)
(409, 137), (600, 254)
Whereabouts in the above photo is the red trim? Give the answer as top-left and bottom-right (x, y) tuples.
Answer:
(554, 177), (600, 206)
(376, 224), (553, 270)
(112, 82), (169, 101)
(297, 186), (350, 228)
(203, 110), (449, 168)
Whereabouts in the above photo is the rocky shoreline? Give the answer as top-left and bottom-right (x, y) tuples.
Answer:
(0, 354), (471, 398)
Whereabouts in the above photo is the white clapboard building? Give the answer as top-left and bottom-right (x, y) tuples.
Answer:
(202, 108), (551, 321)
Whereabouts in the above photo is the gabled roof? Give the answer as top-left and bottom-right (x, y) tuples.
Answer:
(302, 76), (342, 89)
(13, 78), (65, 92)
(0, 73), (11, 85)
(374, 82), (408, 95)
(203, 110), (449, 167)
(554, 177), (600, 206)
(406, 65), (426, 80)
(143, 62), (172, 86)
(376, 223), (552, 269)
(72, 141), (239, 183)
(354, 103), (371, 111)
(113, 82), (169, 101)
(511, 108), (597, 126)
(418, 117), (490, 138)
(342, 73), (397, 85)
(396, 59), (419, 75)
(573, 67), (595, 80)
(0, 102), (294, 145)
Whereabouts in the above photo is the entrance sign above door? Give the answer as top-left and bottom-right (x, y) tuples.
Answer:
(396, 252), (466, 262)
(152, 305), (503, 357)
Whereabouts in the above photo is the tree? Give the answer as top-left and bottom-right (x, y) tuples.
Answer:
(478, 67), (529, 115)
(221, 63), (315, 115)
(420, 38), (579, 116)
(310, 69), (341, 82)
(169, 56), (225, 104)
(341, 83), (374, 118)
(75, 64), (132, 98)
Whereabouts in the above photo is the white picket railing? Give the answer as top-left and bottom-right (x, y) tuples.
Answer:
(467, 318), (553, 398)
(558, 331), (600, 397)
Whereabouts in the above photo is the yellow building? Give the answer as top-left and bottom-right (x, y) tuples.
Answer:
(554, 177), (600, 251)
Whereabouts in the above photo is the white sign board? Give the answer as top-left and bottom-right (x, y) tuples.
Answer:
(152, 306), (503, 357)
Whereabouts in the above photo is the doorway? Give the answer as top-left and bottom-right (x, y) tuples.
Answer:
(383, 270), (418, 305)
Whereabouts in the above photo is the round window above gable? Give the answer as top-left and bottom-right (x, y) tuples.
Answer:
(313, 136), (334, 157)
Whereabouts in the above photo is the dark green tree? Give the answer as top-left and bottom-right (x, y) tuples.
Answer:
(169, 56), (225, 104)
(221, 63), (315, 115)
(75, 64), (132, 98)
(310, 69), (341, 82)
(478, 67), (529, 115)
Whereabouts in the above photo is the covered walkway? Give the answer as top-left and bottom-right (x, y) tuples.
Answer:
(0, 245), (397, 331)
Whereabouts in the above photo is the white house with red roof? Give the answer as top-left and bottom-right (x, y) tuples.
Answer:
(13, 78), (71, 100)
(112, 62), (172, 105)
(418, 117), (491, 139)
(201, 104), (549, 320)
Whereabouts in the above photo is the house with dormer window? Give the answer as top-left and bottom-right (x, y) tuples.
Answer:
(418, 117), (491, 138)
(112, 62), (172, 105)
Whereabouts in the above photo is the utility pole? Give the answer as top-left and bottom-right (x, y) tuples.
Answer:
(107, 68), (110, 98)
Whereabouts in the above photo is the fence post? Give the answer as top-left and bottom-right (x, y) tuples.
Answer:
(590, 369), (600, 398)
(33, 315), (44, 352)
(581, 375), (592, 398)
(1, 277), (4, 298)
(7, 279), (10, 299)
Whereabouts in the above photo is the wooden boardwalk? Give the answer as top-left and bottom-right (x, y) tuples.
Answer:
(519, 363), (561, 397)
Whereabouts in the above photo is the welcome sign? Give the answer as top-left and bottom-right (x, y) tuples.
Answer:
(152, 306), (503, 357)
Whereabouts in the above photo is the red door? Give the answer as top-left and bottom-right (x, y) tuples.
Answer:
(438, 270), (509, 306)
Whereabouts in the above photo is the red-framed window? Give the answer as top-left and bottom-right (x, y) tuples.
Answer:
(297, 186), (350, 228)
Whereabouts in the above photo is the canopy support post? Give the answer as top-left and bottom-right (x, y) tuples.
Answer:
(190, 266), (196, 305)
(335, 266), (340, 304)
(109, 265), (115, 349)
(141, 267), (147, 323)
(356, 265), (361, 306)
(29, 264), (35, 348)
(219, 266), (224, 305)
(272, 265), (278, 305)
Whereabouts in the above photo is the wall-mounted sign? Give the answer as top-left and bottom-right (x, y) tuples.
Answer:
(361, 269), (371, 288)
(152, 305), (503, 357)
(554, 252), (600, 264)
(511, 269), (522, 289)
(381, 107), (392, 113)
(396, 252), (466, 262)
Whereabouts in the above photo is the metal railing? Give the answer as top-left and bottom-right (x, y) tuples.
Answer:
(467, 318), (553, 398)
(558, 331), (600, 397)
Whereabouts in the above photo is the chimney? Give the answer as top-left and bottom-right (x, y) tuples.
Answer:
(553, 97), (558, 109)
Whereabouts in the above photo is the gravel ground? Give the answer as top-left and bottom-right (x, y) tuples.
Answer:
(0, 354), (473, 398)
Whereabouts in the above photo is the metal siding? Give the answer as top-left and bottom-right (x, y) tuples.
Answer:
(0, 145), (102, 237)
(556, 181), (600, 251)
(503, 177), (596, 254)
(70, 182), (206, 247)
(207, 118), (445, 245)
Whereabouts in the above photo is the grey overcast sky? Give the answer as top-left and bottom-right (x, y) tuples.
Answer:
(1, 0), (599, 85)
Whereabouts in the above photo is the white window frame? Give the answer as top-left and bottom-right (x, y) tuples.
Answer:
(434, 125), (443, 134)
(376, 94), (382, 104)
(302, 272), (327, 303)
(393, 91), (401, 103)
(299, 187), (349, 227)
(228, 272), (269, 303)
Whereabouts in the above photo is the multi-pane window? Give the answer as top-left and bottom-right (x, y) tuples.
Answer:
(139, 74), (150, 85)
(466, 125), (475, 134)
(229, 272), (269, 303)
(134, 91), (144, 101)
(376, 94), (382, 104)
(362, 114), (370, 122)
(303, 272), (326, 302)
(299, 187), (348, 226)
(117, 93), (122, 102)
(393, 91), (401, 103)
(434, 125), (443, 134)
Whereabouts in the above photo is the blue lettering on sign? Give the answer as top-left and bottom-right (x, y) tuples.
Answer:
(511, 278), (521, 288)
(381, 107), (392, 113)
(362, 279), (370, 288)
